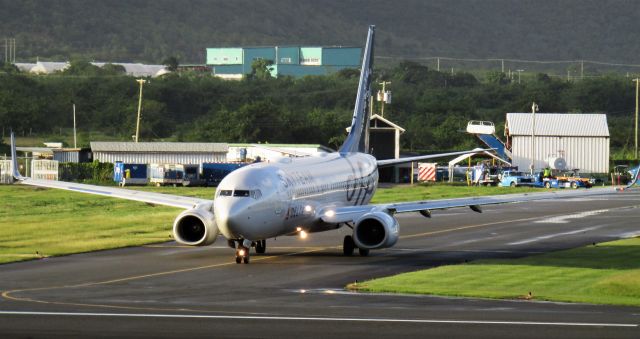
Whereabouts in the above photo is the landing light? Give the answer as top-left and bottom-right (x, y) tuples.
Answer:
(325, 210), (336, 218)
(296, 227), (302, 232)
(304, 205), (313, 213)
(299, 230), (308, 239)
(238, 249), (246, 256)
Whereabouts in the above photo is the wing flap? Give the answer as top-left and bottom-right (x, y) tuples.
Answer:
(321, 187), (626, 224)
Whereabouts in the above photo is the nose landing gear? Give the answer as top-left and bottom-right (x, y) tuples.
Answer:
(234, 239), (254, 264)
(235, 246), (250, 264)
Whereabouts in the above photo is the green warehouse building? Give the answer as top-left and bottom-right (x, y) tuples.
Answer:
(206, 45), (362, 79)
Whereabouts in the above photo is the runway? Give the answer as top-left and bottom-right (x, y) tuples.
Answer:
(1, 190), (639, 338)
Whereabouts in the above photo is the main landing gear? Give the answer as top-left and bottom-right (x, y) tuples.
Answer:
(343, 235), (369, 257)
(233, 239), (267, 264)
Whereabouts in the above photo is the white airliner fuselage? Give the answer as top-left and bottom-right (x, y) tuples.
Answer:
(214, 152), (378, 241)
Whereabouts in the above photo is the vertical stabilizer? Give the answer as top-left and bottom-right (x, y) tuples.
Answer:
(339, 25), (375, 154)
(10, 132), (24, 180)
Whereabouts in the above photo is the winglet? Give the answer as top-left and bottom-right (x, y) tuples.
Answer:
(626, 165), (640, 189)
(338, 25), (375, 154)
(10, 132), (25, 181)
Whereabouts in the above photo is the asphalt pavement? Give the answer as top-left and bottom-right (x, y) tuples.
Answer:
(1, 190), (639, 338)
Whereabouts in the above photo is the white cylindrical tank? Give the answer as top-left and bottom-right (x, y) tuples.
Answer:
(547, 157), (567, 170)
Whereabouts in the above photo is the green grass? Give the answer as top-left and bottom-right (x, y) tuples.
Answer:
(370, 183), (540, 203)
(0, 185), (182, 264)
(0, 183), (554, 265)
(350, 237), (640, 306)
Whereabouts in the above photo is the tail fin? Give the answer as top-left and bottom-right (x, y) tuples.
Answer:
(338, 25), (375, 154)
(10, 132), (24, 180)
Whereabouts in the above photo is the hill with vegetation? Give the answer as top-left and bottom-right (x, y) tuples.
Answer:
(1, 61), (637, 160)
(1, 0), (639, 69)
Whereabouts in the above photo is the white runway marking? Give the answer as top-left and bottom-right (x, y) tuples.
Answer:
(508, 226), (603, 245)
(0, 311), (636, 328)
(534, 209), (610, 224)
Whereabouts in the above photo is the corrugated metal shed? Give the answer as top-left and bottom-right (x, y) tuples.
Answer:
(505, 113), (609, 136)
(505, 113), (610, 173)
(91, 142), (228, 165)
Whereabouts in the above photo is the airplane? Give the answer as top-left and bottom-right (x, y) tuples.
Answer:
(9, 26), (637, 264)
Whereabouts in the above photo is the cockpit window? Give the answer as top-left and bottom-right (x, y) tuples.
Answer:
(218, 190), (233, 197)
(233, 190), (251, 197)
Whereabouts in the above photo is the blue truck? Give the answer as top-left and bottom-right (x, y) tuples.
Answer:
(200, 163), (247, 186)
(499, 171), (535, 187)
(113, 162), (148, 185)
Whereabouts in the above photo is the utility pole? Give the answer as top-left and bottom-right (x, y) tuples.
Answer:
(134, 79), (147, 143)
(72, 103), (77, 148)
(437, 57), (440, 72)
(516, 70), (524, 84)
(634, 78), (640, 160)
(530, 102), (539, 175)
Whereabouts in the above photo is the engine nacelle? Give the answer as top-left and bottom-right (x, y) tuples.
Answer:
(352, 211), (399, 250)
(172, 208), (219, 246)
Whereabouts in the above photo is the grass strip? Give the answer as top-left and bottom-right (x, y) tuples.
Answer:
(349, 237), (640, 306)
(0, 183), (552, 264)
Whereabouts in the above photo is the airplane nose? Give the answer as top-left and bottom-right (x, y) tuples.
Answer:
(214, 199), (249, 238)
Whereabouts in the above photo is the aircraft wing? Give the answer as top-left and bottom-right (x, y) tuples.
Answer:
(376, 148), (491, 167)
(17, 178), (211, 210)
(9, 133), (211, 210)
(319, 187), (628, 224)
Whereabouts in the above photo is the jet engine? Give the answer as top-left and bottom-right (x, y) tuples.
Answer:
(352, 211), (399, 249)
(172, 208), (219, 246)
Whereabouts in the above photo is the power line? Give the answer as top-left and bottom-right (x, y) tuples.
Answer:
(376, 55), (640, 69)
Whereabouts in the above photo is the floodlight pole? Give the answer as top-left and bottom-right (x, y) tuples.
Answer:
(72, 103), (77, 148)
(530, 102), (539, 175)
(135, 79), (147, 143)
(378, 81), (391, 117)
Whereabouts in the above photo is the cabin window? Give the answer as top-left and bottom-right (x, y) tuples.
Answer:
(219, 190), (233, 197)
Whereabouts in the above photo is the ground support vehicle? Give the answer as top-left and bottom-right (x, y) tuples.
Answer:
(499, 171), (535, 187)
(532, 172), (588, 189)
(556, 169), (593, 188)
(149, 164), (185, 187)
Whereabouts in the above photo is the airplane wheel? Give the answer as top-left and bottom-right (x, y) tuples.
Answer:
(235, 256), (241, 264)
(571, 182), (578, 189)
(243, 255), (250, 264)
(359, 248), (370, 257)
(343, 235), (355, 256)
(255, 240), (266, 254)
(544, 182), (551, 189)
(510, 182), (516, 187)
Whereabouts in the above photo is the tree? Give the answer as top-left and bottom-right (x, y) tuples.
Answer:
(162, 56), (179, 72)
(249, 59), (274, 80)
